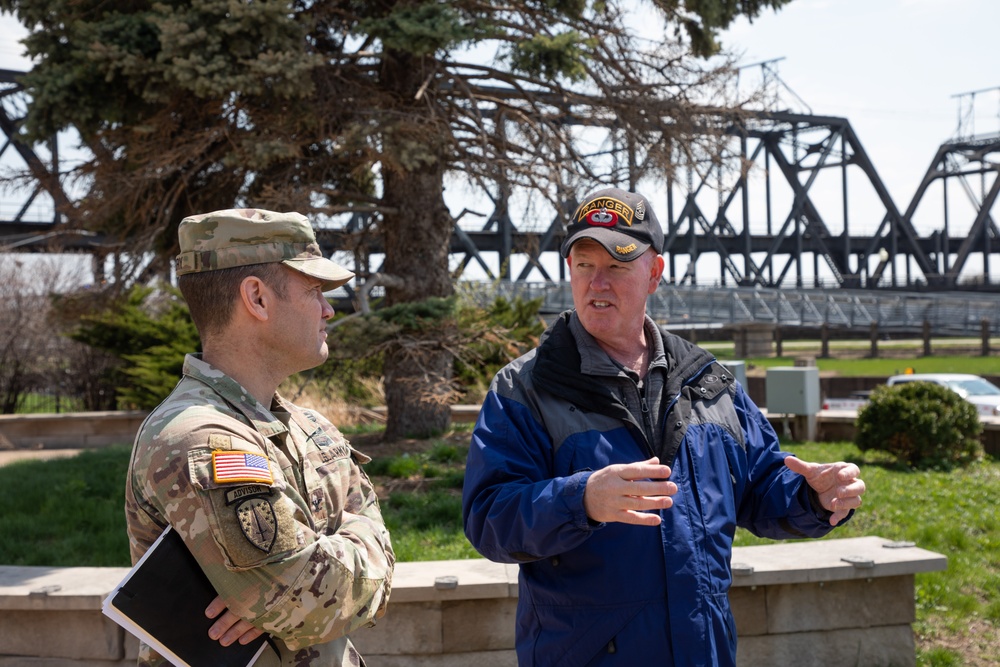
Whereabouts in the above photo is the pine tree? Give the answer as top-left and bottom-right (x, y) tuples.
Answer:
(1, 0), (791, 436)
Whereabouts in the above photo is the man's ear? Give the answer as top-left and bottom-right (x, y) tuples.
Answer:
(648, 254), (665, 293)
(239, 276), (271, 322)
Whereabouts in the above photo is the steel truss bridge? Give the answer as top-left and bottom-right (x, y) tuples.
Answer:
(3, 68), (1000, 303)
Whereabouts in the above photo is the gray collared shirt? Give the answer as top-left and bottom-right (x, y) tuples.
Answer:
(567, 312), (670, 455)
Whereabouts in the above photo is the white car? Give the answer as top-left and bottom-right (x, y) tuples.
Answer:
(885, 373), (1000, 417)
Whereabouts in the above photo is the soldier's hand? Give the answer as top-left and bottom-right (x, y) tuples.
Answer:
(583, 457), (677, 526)
(206, 595), (265, 646)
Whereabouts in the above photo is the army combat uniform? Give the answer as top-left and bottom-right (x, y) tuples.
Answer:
(125, 354), (393, 666)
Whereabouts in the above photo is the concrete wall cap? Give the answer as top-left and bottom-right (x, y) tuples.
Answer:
(0, 537), (945, 610)
(729, 536), (947, 587)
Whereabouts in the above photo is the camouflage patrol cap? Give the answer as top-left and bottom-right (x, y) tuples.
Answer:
(176, 209), (354, 290)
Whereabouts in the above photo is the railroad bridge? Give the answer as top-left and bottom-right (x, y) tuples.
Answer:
(3, 67), (1000, 305)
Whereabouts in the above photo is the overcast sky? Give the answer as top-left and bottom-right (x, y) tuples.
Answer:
(723, 0), (999, 218)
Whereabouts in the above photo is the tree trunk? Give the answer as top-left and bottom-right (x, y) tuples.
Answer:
(379, 52), (454, 440)
(380, 163), (454, 439)
(382, 338), (454, 439)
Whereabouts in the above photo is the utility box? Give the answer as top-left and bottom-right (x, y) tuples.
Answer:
(722, 360), (747, 388)
(766, 366), (821, 414)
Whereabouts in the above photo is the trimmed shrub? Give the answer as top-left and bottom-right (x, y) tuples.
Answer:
(855, 381), (982, 470)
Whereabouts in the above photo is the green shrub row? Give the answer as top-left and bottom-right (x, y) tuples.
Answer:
(59, 284), (545, 410)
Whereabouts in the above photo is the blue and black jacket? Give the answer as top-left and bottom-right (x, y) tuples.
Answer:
(462, 310), (844, 666)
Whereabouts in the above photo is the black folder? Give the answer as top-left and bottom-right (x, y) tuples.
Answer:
(102, 525), (270, 667)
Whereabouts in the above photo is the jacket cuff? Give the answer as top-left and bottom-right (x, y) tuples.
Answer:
(806, 486), (854, 525)
(571, 470), (604, 531)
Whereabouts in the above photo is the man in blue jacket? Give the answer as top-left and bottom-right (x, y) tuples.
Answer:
(462, 187), (866, 666)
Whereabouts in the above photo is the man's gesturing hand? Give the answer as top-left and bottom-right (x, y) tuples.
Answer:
(784, 456), (866, 526)
(583, 457), (677, 526)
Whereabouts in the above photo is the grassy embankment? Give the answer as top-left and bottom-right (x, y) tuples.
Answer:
(1, 345), (998, 664)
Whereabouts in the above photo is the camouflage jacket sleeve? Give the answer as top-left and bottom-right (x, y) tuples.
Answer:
(128, 405), (394, 652)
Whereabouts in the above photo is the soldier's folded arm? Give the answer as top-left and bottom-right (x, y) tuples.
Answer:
(189, 488), (393, 651)
(162, 436), (395, 651)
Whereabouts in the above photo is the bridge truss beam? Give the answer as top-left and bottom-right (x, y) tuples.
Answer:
(3, 66), (1000, 293)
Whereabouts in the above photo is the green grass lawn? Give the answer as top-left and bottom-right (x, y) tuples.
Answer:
(699, 337), (1000, 377)
(15, 392), (85, 414)
(0, 439), (996, 665)
(739, 442), (1000, 666)
(0, 445), (132, 566)
(738, 355), (1000, 377)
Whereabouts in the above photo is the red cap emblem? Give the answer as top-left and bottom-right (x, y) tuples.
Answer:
(586, 208), (618, 227)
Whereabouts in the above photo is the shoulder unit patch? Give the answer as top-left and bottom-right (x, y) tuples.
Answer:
(236, 497), (278, 552)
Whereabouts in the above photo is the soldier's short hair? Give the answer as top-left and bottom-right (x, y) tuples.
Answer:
(179, 262), (289, 338)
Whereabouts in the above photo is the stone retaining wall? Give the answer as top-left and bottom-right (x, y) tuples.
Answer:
(0, 537), (945, 666)
(4, 408), (998, 459)
(0, 411), (148, 450)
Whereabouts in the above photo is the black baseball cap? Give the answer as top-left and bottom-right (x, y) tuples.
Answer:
(560, 187), (664, 261)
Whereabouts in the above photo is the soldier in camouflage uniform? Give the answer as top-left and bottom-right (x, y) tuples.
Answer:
(125, 208), (394, 666)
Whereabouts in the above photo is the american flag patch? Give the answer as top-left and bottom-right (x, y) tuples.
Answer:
(212, 451), (273, 484)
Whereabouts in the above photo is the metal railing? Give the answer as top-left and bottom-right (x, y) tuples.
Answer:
(464, 282), (1000, 336)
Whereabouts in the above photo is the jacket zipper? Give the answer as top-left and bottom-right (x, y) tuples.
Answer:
(625, 379), (656, 458)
